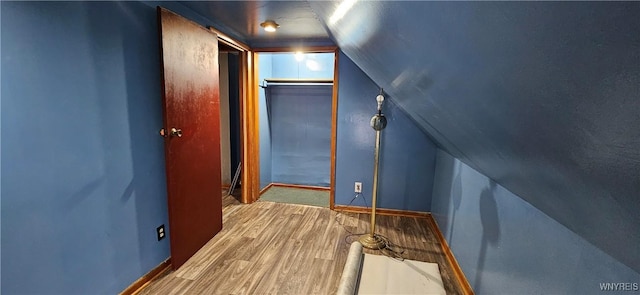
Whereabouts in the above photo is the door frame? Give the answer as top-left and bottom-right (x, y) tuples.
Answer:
(250, 47), (339, 209)
(206, 27), (258, 205)
(200, 32), (340, 209)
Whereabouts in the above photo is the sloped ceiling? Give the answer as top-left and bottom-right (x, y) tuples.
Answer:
(307, 1), (640, 272)
(179, 1), (640, 272)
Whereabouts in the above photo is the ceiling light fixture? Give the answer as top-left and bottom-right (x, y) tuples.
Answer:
(260, 20), (279, 32)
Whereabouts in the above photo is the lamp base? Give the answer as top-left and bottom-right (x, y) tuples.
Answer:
(358, 234), (386, 250)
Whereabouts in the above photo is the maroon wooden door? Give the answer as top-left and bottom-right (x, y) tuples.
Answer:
(158, 7), (223, 269)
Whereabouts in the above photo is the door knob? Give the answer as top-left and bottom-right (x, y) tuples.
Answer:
(170, 128), (182, 138)
(159, 128), (167, 137)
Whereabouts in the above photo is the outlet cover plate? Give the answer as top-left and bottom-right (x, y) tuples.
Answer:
(355, 182), (362, 193)
(157, 225), (165, 241)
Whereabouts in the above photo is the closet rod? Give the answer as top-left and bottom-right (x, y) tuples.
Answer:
(264, 78), (333, 84)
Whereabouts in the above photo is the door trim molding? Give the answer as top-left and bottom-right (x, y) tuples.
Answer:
(244, 51), (261, 203)
(250, 48), (339, 208)
(425, 215), (475, 295)
(207, 27), (252, 204)
(206, 25), (256, 204)
(333, 205), (430, 219)
(329, 49), (339, 210)
(207, 27), (249, 52)
(259, 183), (331, 196)
(119, 258), (171, 295)
(252, 46), (337, 53)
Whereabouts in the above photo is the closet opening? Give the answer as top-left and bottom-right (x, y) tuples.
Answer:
(255, 50), (338, 208)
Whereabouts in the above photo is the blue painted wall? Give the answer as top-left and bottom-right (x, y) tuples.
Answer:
(334, 52), (437, 211)
(431, 150), (640, 294)
(258, 54), (273, 189)
(1, 1), (169, 293)
(271, 53), (335, 79)
(269, 85), (333, 186)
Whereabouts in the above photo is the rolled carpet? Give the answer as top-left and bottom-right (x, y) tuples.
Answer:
(337, 242), (364, 295)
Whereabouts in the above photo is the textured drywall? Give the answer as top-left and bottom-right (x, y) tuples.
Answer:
(310, 1), (640, 272)
(432, 150), (639, 294)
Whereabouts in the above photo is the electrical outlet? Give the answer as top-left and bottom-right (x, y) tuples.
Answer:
(157, 225), (165, 241)
(354, 182), (362, 193)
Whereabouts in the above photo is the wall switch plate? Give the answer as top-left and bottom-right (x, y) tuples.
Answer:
(355, 182), (362, 193)
(157, 225), (165, 241)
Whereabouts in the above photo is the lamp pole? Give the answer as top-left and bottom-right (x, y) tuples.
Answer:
(359, 91), (387, 250)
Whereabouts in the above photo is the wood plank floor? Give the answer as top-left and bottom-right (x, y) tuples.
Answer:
(138, 194), (464, 294)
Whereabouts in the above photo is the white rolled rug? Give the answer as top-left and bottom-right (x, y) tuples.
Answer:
(337, 242), (446, 295)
